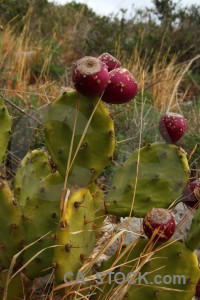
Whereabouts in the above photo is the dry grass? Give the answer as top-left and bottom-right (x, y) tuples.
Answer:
(122, 44), (200, 112)
(1, 6), (198, 110)
(0, 7), (61, 105)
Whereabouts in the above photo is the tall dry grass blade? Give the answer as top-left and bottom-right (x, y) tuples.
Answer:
(118, 71), (145, 255)
(167, 55), (200, 111)
(53, 230), (128, 293)
(0, 28), (2, 64)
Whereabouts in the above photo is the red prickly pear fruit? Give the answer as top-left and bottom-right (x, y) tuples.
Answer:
(182, 180), (200, 209)
(102, 68), (138, 104)
(196, 278), (200, 299)
(159, 112), (186, 144)
(72, 56), (109, 97)
(143, 208), (175, 243)
(98, 52), (121, 72)
(49, 158), (57, 172)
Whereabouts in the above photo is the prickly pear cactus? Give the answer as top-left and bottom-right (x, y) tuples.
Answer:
(0, 178), (23, 269)
(105, 143), (189, 217)
(45, 90), (115, 186)
(54, 188), (96, 284)
(21, 171), (64, 279)
(14, 149), (51, 207)
(186, 204), (200, 251)
(92, 238), (200, 300)
(0, 96), (12, 168)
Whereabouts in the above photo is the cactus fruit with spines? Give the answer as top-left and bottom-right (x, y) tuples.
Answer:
(0, 96), (12, 168)
(105, 142), (189, 217)
(102, 67), (138, 104)
(143, 208), (175, 242)
(159, 112), (186, 144)
(54, 188), (96, 284)
(0, 178), (23, 269)
(45, 90), (115, 186)
(182, 179), (200, 208)
(72, 56), (110, 97)
(92, 238), (200, 300)
(98, 53), (121, 71)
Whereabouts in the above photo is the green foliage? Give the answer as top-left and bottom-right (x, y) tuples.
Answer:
(1, 0), (200, 72)
(31, 39), (65, 80)
(151, 0), (177, 24)
(0, 0), (30, 23)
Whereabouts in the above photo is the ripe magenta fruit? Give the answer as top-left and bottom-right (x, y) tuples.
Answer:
(182, 180), (200, 209)
(72, 56), (109, 97)
(159, 112), (186, 144)
(98, 52), (121, 72)
(49, 158), (57, 173)
(143, 208), (175, 243)
(196, 279), (200, 299)
(102, 68), (138, 104)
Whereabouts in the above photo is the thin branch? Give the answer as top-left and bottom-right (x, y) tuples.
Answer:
(1, 94), (43, 126)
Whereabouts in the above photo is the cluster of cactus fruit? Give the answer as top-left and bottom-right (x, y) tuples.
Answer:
(0, 52), (200, 299)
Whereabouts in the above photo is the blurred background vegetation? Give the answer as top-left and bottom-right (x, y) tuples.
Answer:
(0, 0), (200, 179)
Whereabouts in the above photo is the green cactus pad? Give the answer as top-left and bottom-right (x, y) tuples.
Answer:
(0, 270), (30, 300)
(14, 149), (51, 207)
(186, 204), (200, 251)
(105, 143), (189, 217)
(0, 179), (23, 269)
(45, 90), (115, 186)
(54, 187), (96, 284)
(93, 238), (200, 300)
(0, 96), (12, 168)
(21, 171), (64, 279)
